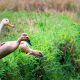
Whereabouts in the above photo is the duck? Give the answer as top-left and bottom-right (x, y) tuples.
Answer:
(19, 41), (45, 59)
(0, 18), (14, 32)
(0, 33), (32, 59)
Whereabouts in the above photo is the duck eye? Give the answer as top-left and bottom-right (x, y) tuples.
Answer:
(6, 20), (8, 21)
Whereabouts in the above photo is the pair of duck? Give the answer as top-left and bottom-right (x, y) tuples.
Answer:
(0, 18), (44, 59)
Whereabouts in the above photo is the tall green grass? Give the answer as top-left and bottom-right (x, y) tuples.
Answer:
(0, 11), (80, 80)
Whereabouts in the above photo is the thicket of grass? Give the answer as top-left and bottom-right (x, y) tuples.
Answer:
(0, 11), (80, 80)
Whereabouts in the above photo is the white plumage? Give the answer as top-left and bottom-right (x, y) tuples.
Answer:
(0, 18), (14, 32)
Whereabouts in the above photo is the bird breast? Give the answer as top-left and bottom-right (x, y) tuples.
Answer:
(0, 41), (19, 57)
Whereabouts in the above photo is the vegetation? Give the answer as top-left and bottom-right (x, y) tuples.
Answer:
(0, 11), (80, 80)
(0, 0), (80, 12)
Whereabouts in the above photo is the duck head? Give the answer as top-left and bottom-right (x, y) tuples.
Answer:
(30, 50), (46, 60)
(19, 33), (32, 46)
(1, 18), (14, 28)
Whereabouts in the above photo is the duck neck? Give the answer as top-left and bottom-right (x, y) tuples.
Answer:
(28, 48), (35, 54)
(0, 22), (4, 31)
(17, 38), (22, 44)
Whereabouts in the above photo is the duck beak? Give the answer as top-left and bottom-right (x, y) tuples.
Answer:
(27, 39), (32, 46)
(6, 23), (14, 28)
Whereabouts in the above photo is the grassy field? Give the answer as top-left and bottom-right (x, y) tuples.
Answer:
(0, 11), (80, 80)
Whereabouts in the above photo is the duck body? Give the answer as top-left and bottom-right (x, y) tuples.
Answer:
(0, 41), (19, 58)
